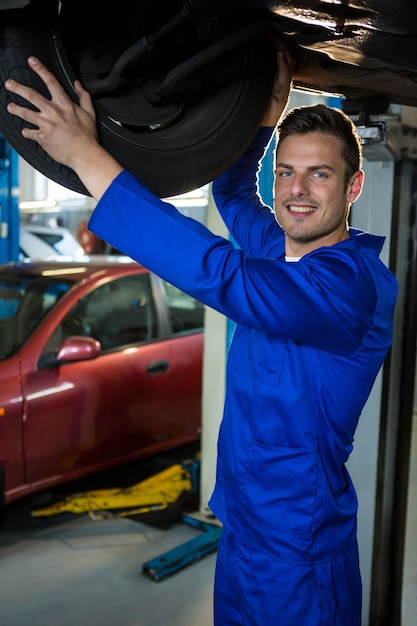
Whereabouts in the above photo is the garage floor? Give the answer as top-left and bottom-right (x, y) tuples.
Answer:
(0, 432), (416, 626)
(0, 444), (215, 626)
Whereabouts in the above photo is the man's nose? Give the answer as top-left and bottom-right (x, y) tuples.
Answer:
(290, 174), (309, 195)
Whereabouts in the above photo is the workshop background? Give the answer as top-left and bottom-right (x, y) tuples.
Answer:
(0, 88), (416, 626)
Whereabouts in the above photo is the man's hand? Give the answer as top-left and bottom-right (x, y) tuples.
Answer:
(5, 57), (123, 200)
(262, 41), (294, 128)
(6, 57), (98, 169)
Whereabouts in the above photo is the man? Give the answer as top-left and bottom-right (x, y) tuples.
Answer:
(4, 49), (397, 625)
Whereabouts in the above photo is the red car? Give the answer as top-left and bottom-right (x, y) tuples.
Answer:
(0, 258), (204, 504)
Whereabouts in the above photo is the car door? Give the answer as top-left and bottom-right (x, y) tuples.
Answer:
(22, 272), (203, 488)
(0, 354), (25, 500)
(157, 278), (205, 433)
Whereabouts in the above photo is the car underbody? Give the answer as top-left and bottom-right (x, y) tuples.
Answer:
(0, 0), (416, 195)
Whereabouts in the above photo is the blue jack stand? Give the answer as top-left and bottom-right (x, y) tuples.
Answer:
(142, 513), (221, 582)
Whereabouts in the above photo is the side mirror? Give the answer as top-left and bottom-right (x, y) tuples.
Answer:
(56, 336), (101, 363)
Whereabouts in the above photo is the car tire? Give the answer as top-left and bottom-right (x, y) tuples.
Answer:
(0, 5), (276, 198)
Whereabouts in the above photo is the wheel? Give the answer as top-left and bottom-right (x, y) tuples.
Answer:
(0, 1), (276, 198)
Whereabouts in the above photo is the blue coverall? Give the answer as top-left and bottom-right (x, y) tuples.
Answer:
(88, 127), (398, 626)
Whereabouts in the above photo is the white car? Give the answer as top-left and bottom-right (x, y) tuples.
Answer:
(19, 224), (86, 260)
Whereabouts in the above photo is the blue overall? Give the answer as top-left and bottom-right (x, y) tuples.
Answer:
(88, 127), (398, 625)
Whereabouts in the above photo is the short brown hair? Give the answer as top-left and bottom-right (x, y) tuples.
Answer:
(277, 104), (362, 187)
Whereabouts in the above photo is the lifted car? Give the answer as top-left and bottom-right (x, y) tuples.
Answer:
(0, 0), (416, 197)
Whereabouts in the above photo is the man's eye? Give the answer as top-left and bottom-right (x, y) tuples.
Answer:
(312, 171), (327, 178)
(278, 171), (292, 178)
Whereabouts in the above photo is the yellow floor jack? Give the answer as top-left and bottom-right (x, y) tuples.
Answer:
(31, 462), (195, 521)
(31, 459), (221, 581)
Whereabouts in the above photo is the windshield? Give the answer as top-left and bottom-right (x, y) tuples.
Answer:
(0, 273), (73, 359)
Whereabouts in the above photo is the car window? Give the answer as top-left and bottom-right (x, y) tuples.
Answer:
(0, 275), (73, 359)
(20, 225), (85, 258)
(34, 232), (68, 253)
(44, 273), (157, 358)
(29, 230), (84, 257)
(161, 280), (205, 335)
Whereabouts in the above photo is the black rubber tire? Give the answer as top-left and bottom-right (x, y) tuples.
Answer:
(0, 5), (276, 198)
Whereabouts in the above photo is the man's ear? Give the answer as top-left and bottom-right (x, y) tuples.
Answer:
(346, 170), (364, 203)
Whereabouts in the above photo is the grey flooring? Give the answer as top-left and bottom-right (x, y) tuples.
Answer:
(0, 433), (416, 626)
(0, 514), (215, 626)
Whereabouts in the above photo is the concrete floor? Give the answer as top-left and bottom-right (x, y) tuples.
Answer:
(0, 515), (215, 626)
(0, 431), (416, 626)
(0, 444), (215, 626)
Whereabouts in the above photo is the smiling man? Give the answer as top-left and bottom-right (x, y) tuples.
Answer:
(274, 108), (364, 257)
(4, 49), (398, 625)
(207, 102), (398, 625)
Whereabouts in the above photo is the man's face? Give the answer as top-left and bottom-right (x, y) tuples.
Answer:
(274, 132), (363, 257)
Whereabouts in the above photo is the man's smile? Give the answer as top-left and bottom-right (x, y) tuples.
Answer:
(286, 204), (317, 214)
